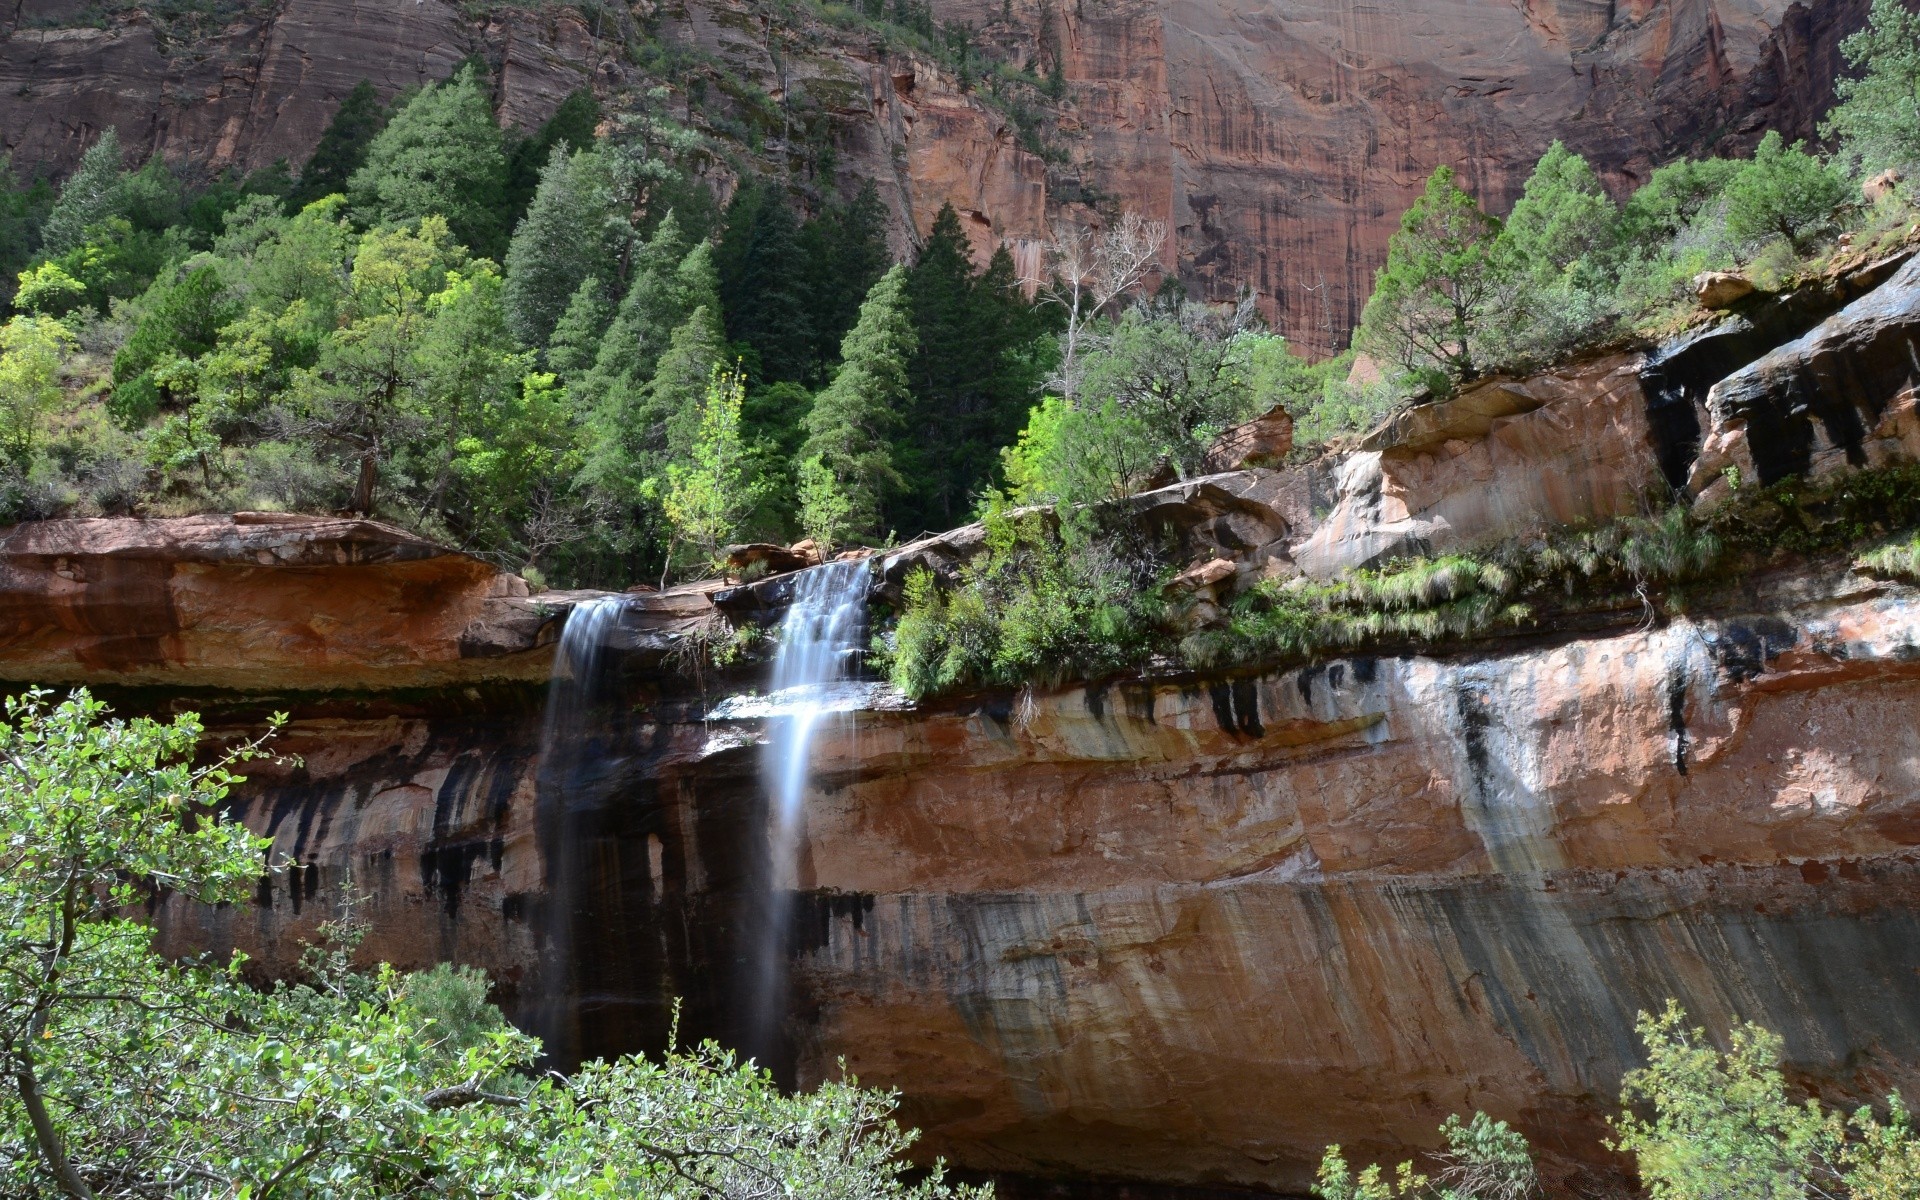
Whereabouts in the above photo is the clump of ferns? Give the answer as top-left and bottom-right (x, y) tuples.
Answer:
(1857, 533), (1920, 582)
(1182, 506), (1722, 670)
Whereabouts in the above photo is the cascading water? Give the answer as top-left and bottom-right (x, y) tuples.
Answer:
(532, 594), (630, 1060)
(742, 557), (873, 1059)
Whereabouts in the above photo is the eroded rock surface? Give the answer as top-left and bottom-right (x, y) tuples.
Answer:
(0, 0), (1870, 353)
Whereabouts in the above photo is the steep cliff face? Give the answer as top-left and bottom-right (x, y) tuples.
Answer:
(0, 241), (1898, 1192)
(0, 0), (1869, 353)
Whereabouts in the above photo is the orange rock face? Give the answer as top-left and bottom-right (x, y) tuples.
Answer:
(0, 0), (1868, 353)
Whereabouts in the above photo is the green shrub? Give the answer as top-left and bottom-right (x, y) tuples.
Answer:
(883, 500), (1164, 698)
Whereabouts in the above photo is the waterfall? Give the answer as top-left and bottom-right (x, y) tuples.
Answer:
(744, 557), (872, 1059)
(533, 594), (629, 1061)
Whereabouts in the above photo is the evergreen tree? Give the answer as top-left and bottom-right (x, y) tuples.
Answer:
(898, 206), (1045, 530)
(290, 80), (387, 209)
(0, 156), (55, 306)
(348, 66), (509, 256)
(502, 144), (621, 350)
(716, 183), (812, 383)
(1495, 141), (1618, 282)
(1824, 0), (1920, 178)
(798, 264), (915, 544)
(502, 87), (602, 230)
(1355, 166), (1501, 385)
(579, 214), (698, 408)
(645, 304), (728, 466)
(41, 129), (125, 259)
(546, 274), (614, 382)
(801, 181), (892, 375)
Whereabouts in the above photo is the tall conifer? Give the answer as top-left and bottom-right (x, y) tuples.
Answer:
(799, 264), (915, 544)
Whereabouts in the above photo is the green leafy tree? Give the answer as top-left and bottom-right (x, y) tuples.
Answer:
(290, 216), (464, 514)
(797, 453), (855, 555)
(1824, 0), (1920, 178)
(290, 79), (389, 209)
(451, 370), (585, 571)
(1495, 141), (1618, 281)
(39, 130), (125, 259)
(0, 156), (55, 304)
(799, 263), (916, 545)
(348, 66), (509, 255)
(1718, 131), (1851, 253)
(414, 258), (522, 516)
(502, 144), (622, 350)
(661, 365), (770, 569)
(1313, 1112), (1538, 1200)
(802, 180), (893, 373)
(12, 262), (87, 317)
(110, 263), (237, 426)
(1356, 166), (1502, 385)
(0, 316), (74, 468)
(899, 209), (1047, 530)
(646, 304), (728, 466)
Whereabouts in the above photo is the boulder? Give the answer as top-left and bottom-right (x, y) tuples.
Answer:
(1201, 404), (1295, 472)
(1865, 168), (1906, 204)
(1696, 271), (1757, 309)
(723, 542), (811, 577)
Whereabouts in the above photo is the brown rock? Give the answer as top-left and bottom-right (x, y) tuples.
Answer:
(1163, 556), (1235, 595)
(1696, 271), (1758, 309)
(1688, 254), (1920, 500)
(1201, 403), (1294, 472)
(724, 542), (811, 576)
(1865, 168), (1906, 204)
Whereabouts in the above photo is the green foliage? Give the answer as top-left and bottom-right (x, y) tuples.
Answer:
(898, 207), (1050, 531)
(716, 181), (814, 383)
(799, 263), (917, 544)
(1718, 132), (1852, 253)
(110, 263), (237, 426)
(883, 501), (1162, 698)
(1824, 0), (1920, 178)
(349, 66), (509, 257)
(0, 316), (75, 468)
(660, 366), (772, 569)
(0, 157), (55, 308)
(0, 688), (990, 1200)
(1315, 1112), (1538, 1200)
(545, 273), (615, 381)
(502, 143), (622, 349)
(12, 262), (87, 318)
(1356, 166), (1502, 385)
(39, 130), (125, 260)
(501, 86), (603, 231)
(290, 78), (389, 210)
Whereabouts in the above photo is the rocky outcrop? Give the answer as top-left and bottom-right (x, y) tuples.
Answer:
(0, 0), (1872, 354)
(13, 192), (1920, 1198)
(1689, 253), (1920, 504)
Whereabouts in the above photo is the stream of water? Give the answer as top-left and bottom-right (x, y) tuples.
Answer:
(533, 593), (629, 1059)
(744, 558), (873, 1059)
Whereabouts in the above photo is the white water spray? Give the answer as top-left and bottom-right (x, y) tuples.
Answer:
(745, 557), (872, 1054)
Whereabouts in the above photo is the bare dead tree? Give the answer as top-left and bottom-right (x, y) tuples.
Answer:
(1037, 211), (1166, 403)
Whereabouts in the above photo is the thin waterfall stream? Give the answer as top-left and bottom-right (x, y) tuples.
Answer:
(744, 557), (873, 1060)
(532, 593), (630, 1060)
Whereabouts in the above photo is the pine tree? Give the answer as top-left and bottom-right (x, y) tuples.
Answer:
(1495, 142), (1618, 282)
(502, 144), (620, 350)
(644, 304), (727, 466)
(896, 206), (1044, 530)
(798, 264), (915, 544)
(1355, 166), (1501, 384)
(579, 214), (695, 407)
(348, 66), (509, 256)
(716, 183), (812, 383)
(802, 180), (892, 378)
(291, 80), (387, 209)
(41, 129), (125, 258)
(545, 275), (614, 382)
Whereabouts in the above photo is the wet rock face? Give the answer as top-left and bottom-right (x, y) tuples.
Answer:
(0, 0), (1868, 354)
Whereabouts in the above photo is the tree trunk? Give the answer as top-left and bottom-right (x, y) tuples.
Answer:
(352, 451), (379, 516)
(14, 1059), (95, 1199)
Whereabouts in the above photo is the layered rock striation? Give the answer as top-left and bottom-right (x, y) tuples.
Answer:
(0, 0), (1871, 353)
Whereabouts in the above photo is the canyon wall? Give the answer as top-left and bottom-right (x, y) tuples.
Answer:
(0, 0), (1870, 353)
(0, 241), (1913, 1192)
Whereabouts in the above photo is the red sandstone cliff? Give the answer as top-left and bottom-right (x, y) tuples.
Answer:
(0, 0), (1869, 354)
(0, 234), (1894, 1193)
